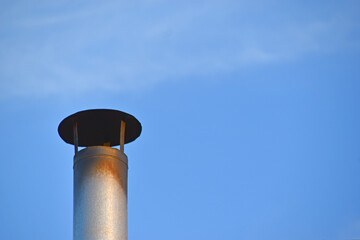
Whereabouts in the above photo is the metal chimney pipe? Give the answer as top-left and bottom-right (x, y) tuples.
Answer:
(73, 146), (128, 240)
(58, 109), (142, 240)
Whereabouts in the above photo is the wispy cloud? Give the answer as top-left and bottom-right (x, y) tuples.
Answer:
(0, 0), (358, 98)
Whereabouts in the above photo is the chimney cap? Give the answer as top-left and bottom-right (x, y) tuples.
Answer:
(58, 109), (141, 147)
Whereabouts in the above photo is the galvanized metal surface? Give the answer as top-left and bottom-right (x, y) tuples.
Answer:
(73, 146), (128, 240)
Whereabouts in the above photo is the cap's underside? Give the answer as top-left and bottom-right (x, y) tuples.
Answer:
(58, 109), (142, 147)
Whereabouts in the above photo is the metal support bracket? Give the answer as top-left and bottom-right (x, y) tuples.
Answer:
(73, 121), (78, 155)
(120, 120), (125, 153)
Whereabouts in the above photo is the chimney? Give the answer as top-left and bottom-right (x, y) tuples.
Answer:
(58, 109), (142, 240)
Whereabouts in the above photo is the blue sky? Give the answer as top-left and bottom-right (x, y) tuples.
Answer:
(0, 0), (359, 239)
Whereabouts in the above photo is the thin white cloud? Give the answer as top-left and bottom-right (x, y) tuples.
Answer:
(0, 0), (358, 98)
